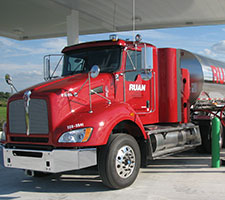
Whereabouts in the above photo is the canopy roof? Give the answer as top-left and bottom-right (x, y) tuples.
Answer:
(1, 0), (225, 40)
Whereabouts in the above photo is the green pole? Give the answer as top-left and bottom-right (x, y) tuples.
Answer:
(212, 117), (220, 168)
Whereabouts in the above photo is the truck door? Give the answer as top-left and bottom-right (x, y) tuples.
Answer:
(125, 50), (152, 113)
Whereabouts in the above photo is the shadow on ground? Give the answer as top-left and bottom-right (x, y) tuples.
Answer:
(0, 149), (225, 196)
(0, 165), (112, 196)
(141, 149), (225, 173)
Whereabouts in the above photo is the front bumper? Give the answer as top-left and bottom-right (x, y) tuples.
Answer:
(3, 147), (97, 173)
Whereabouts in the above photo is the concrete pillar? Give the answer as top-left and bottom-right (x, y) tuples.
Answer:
(67, 10), (79, 45)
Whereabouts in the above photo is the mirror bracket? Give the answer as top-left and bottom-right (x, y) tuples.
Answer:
(5, 74), (18, 93)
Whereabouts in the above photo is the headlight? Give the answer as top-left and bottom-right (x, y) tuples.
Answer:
(0, 122), (6, 142)
(58, 128), (93, 143)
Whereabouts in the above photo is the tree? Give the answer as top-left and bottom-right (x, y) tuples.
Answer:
(0, 92), (10, 100)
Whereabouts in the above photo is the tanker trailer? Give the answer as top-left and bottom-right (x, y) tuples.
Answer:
(180, 49), (225, 152)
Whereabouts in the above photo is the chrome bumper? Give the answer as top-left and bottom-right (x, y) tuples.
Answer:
(3, 147), (97, 173)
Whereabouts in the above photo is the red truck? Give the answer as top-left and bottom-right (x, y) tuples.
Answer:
(1, 35), (225, 189)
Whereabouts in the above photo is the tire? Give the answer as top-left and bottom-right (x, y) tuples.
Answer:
(25, 170), (51, 177)
(33, 171), (51, 177)
(98, 134), (141, 189)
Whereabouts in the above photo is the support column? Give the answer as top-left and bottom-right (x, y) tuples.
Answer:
(67, 10), (79, 45)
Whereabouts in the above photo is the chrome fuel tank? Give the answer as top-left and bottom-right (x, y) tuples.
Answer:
(180, 49), (225, 105)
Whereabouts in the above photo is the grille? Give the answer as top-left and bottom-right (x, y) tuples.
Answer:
(6, 143), (54, 151)
(9, 99), (49, 134)
(10, 137), (49, 143)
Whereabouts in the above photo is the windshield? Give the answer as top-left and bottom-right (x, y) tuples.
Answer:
(62, 46), (121, 76)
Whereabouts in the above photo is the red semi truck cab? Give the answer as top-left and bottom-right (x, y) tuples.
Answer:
(3, 35), (224, 189)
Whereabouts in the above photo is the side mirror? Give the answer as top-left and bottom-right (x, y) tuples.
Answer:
(141, 45), (153, 81)
(90, 65), (100, 78)
(141, 45), (153, 70)
(5, 74), (12, 85)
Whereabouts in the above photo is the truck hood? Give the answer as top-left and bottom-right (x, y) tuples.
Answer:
(14, 73), (114, 97)
(6, 73), (116, 146)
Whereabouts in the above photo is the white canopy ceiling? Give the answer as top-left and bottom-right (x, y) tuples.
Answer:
(1, 0), (225, 41)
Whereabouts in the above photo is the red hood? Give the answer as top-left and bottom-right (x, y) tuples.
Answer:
(6, 73), (116, 147)
(12, 73), (113, 98)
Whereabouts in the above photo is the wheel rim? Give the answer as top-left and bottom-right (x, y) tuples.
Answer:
(115, 145), (136, 178)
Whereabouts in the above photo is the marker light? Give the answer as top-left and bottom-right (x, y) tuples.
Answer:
(58, 128), (93, 143)
(109, 34), (118, 41)
(135, 34), (142, 43)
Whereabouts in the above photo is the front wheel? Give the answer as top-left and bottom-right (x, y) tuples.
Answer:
(98, 134), (141, 189)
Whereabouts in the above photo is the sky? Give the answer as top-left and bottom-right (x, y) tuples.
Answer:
(1, 24), (225, 92)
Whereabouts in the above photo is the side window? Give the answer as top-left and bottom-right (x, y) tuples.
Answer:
(125, 50), (141, 81)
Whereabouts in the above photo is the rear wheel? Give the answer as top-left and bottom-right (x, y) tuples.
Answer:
(98, 134), (141, 189)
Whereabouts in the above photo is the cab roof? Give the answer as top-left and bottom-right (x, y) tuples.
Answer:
(62, 39), (155, 53)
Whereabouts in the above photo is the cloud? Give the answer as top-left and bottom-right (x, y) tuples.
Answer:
(41, 38), (67, 52)
(81, 29), (183, 44)
(0, 37), (14, 47)
(197, 40), (225, 62)
(0, 63), (43, 92)
(0, 63), (41, 72)
(0, 37), (66, 58)
(211, 40), (225, 54)
(113, 29), (183, 41)
(0, 36), (66, 92)
(199, 48), (216, 57)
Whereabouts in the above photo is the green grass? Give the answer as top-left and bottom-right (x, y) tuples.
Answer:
(0, 106), (6, 121)
(0, 106), (6, 130)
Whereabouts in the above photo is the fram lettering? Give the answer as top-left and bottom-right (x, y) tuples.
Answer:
(129, 84), (146, 91)
(210, 65), (225, 84)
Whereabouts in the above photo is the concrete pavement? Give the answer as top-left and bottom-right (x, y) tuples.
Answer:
(0, 148), (225, 200)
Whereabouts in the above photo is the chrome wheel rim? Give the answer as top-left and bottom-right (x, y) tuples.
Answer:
(115, 145), (135, 178)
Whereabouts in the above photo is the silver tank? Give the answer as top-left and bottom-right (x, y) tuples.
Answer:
(179, 49), (225, 105)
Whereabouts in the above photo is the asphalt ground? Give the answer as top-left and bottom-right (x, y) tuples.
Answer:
(1, 147), (225, 200)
